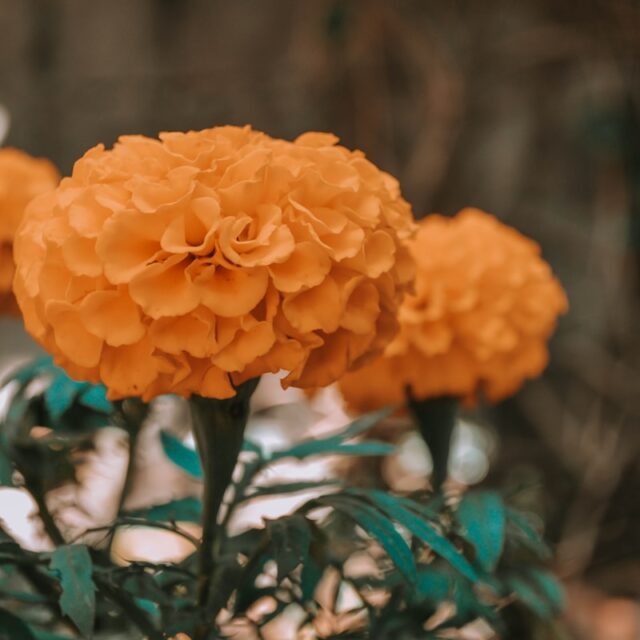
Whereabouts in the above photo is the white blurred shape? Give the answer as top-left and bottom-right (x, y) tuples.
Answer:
(449, 418), (495, 485)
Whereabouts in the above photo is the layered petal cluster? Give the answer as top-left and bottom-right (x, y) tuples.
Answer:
(0, 148), (59, 314)
(14, 126), (415, 400)
(339, 209), (568, 411)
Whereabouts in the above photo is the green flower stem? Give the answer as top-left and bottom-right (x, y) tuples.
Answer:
(406, 391), (458, 492)
(108, 398), (149, 553)
(189, 378), (259, 629)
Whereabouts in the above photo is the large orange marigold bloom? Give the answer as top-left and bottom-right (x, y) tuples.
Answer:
(13, 126), (415, 400)
(339, 208), (568, 411)
(0, 148), (59, 314)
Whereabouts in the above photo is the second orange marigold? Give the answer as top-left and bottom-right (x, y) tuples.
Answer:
(339, 209), (568, 412)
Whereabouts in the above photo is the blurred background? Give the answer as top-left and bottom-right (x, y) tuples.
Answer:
(0, 1), (639, 638)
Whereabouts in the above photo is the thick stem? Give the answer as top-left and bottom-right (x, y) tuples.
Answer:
(189, 378), (259, 634)
(108, 398), (148, 553)
(406, 391), (458, 492)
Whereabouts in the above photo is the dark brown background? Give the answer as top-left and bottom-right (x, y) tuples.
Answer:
(1, 0), (639, 633)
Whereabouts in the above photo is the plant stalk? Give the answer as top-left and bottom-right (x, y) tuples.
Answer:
(406, 391), (458, 492)
(189, 378), (259, 636)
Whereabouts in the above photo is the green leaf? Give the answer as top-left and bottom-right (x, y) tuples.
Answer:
(242, 439), (264, 457)
(10, 357), (54, 386)
(506, 508), (552, 559)
(301, 556), (323, 602)
(0, 438), (13, 486)
(339, 407), (394, 439)
(271, 439), (394, 461)
(457, 491), (505, 572)
(266, 515), (312, 581)
(160, 431), (203, 479)
(414, 568), (452, 604)
(0, 608), (36, 640)
(49, 545), (96, 637)
(507, 574), (553, 618)
(125, 497), (202, 523)
(270, 407), (393, 462)
(77, 384), (113, 414)
(321, 494), (417, 586)
(347, 489), (479, 582)
(525, 568), (564, 613)
(45, 374), (85, 422)
(29, 629), (74, 640)
(240, 480), (340, 503)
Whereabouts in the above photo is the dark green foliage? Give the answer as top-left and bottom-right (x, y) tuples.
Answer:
(159, 430), (203, 479)
(0, 359), (564, 639)
(49, 546), (96, 637)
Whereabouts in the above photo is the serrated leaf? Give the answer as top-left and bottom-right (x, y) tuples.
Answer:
(0, 607), (36, 640)
(457, 491), (505, 572)
(49, 545), (96, 637)
(125, 497), (202, 523)
(240, 480), (340, 503)
(347, 489), (479, 582)
(77, 384), (113, 414)
(160, 431), (203, 479)
(321, 494), (417, 586)
(266, 515), (312, 581)
(45, 374), (85, 422)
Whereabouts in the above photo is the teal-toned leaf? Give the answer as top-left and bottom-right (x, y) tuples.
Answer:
(77, 384), (113, 414)
(49, 545), (96, 637)
(266, 515), (312, 581)
(29, 629), (74, 640)
(160, 431), (203, 479)
(10, 357), (54, 386)
(339, 407), (394, 439)
(0, 607), (36, 639)
(134, 597), (160, 617)
(301, 556), (324, 602)
(45, 374), (85, 422)
(0, 438), (13, 486)
(270, 407), (393, 462)
(507, 574), (553, 618)
(271, 439), (394, 461)
(348, 489), (478, 582)
(506, 508), (551, 559)
(242, 439), (264, 457)
(525, 568), (564, 613)
(125, 497), (202, 523)
(414, 568), (452, 604)
(321, 494), (417, 586)
(0, 590), (50, 604)
(457, 491), (505, 572)
(240, 480), (340, 503)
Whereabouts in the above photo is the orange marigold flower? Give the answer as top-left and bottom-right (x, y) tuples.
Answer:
(339, 208), (568, 411)
(14, 126), (415, 400)
(0, 148), (59, 315)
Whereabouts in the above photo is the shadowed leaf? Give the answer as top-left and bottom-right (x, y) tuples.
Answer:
(160, 431), (203, 479)
(457, 492), (505, 572)
(49, 545), (96, 637)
